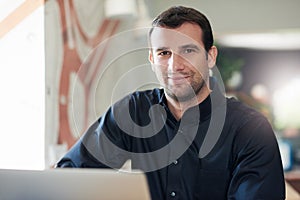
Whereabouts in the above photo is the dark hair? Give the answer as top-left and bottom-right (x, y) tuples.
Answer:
(149, 6), (214, 52)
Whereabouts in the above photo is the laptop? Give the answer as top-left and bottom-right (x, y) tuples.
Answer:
(0, 168), (151, 200)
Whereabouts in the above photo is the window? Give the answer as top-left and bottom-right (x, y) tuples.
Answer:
(0, 1), (45, 170)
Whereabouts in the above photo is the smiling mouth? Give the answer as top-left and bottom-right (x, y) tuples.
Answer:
(168, 74), (191, 84)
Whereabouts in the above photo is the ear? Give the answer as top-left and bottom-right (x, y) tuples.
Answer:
(148, 50), (155, 71)
(207, 46), (218, 69)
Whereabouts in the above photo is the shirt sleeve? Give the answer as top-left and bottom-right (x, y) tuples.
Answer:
(55, 106), (130, 169)
(228, 116), (285, 200)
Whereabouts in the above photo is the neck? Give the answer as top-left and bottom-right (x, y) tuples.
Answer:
(166, 86), (211, 120)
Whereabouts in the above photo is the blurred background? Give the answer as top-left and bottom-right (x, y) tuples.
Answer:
(0, 0), (300, 183)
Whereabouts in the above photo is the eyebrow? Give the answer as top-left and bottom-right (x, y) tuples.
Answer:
(179, 44), (200, 50)
(153, 44), (201, 52)
(153, 47), (170, 52)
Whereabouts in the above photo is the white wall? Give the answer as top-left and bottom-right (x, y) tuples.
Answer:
(146, 0), (300, 34)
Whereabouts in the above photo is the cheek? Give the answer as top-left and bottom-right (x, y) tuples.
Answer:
(152, 65), (163, 77)
(154, 58), (169, 67)
(153, 66), (168, 84)
(184, 54), (207, 68)
(189, 61), (207, 75)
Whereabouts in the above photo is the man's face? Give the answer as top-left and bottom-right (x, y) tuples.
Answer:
(149, 23), (217, 102)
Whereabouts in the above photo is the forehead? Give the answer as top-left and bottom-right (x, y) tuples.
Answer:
(150, 23), (204, 50)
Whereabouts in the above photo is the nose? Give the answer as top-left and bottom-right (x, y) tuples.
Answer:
(168, 53), (185, 72)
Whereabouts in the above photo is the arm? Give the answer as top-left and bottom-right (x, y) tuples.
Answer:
(56, 107), (130, 169)
(228, 117), (285, 200)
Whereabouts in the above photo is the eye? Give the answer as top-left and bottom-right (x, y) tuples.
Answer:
(157, 51), (172, 57)
(183, 48), (196, 54)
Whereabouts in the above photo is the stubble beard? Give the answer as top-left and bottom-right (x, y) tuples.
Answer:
(165, 77), (206, 103)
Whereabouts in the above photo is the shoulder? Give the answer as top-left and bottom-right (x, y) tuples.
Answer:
(226, 97), (261, 117)
(226, 97), (268, 128)
(225, 97), (278, 152)
(113, 88), (164, 108)
(109, 88), (164, 120)
(130, 88), (164, 103)
(225, 97), (277, 146)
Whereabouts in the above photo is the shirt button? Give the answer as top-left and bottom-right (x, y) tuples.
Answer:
(173, 160), (178, 165)
(170, 191), (176, 197)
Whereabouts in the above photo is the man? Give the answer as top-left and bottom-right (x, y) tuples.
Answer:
(56, 6), (285, 199)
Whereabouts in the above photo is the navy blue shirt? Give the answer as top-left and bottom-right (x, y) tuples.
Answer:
(56, 83), (285, 200)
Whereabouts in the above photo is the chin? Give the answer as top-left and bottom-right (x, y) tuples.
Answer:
(166, 89), (197, 102)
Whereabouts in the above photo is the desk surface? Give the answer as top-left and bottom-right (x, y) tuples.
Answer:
(285, 170), (300, 199)
(286, 181), (300, 200)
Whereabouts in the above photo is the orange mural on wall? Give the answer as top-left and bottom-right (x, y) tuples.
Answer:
(56, 0), (119, 148)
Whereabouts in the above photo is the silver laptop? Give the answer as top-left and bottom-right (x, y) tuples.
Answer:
(0, 168), (151, 200)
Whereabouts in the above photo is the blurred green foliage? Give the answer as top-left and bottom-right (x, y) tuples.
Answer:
(215, 47), (244, 88)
